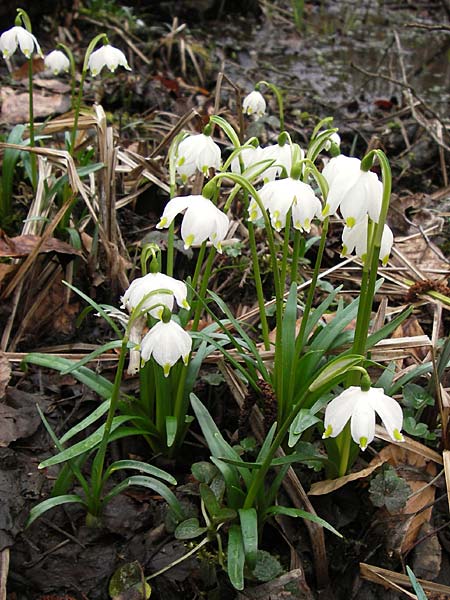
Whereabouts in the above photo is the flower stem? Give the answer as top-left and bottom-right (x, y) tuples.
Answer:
(248, 221), (270, 350)
(28, 57), (37, 189)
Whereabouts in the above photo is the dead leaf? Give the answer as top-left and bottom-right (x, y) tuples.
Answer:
(0, 234), (81, 258)
(0, 264), (16, 289)
(392, 316), (429, 367)
(0, 87), (70, 124)
(0, 355), (11, 399)
(33, 77), (71, 94)
(0, 389), (45, 447)
(11, 56), (45, 80)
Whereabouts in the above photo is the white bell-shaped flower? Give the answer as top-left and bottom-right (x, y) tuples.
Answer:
(87, 44), (131, 76)
(242, 90), (266, 118)
(322, 155), (383, 226)
(341, 217), (394, 266)
(121, 272), (189, 319)
(231, 145), (262, 175)
(157, 195), (229, 252)
(324, 132), (341, 151)
(249, 177), (322, 233)
(44, 49), (70, 75)
(260, 143), (294, 182)
(323, 386), (404, 451)
(141, 319), (192, 376)
(176, 133), (221, 181)
(0, 25), (42, 59)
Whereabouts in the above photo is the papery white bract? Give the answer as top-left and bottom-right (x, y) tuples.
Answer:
(121, 272), (189, 319)
(140, 320), (192, 376)
(242, 90), (266, 118)
(157, 195), (229, 252)
(0, 26), (42, 59)
(88, 44), (131, 76)
(176, 133), (221, 181)
(341, 216), (394, 265)
(322, 155), (383, 226)
(249, 177), (322, 232)
(323, 386), (404, 450)
(260, 143), (294, 182)
(324, 132), (341, 151)
(44, 49), (70, 75)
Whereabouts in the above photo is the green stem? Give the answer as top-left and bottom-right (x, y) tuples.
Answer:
(290, 229), (301, 283)
(70, 70), (87, 154)
(248, 221), (270, 350)
(28, 57), (37, 189)
(192, 247), (216, 331)
(89, 334), (129, 516)
(257, 80), (285, 132)
(166, 221), (175, 276)
(296, 217), (329, 352)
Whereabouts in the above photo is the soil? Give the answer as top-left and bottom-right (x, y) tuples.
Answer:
(1, 1), (450, 599)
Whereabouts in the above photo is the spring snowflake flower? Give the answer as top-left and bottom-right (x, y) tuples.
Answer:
(140, 319), (192, 376)
(322, 155), (382, 226)
(0, 26), (42, 59)
(242, 90), (266, 118)
(175, 133), (222, 181)
(341, 217), (394, 266)
(87, 44), (131, 76)
(44, 50), (70, 75)
(323, 386), (404, 451)
(260, 142), (294, 182)
(231, 145), (262, 175)
(157, 195), (229, 252)
(324, 132), (341, 152)
(121, 272), (189, 319)
(249, 178), (322, 233)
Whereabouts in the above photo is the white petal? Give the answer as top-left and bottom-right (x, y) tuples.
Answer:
(380, 224), (394, 265)
(369, 388), (404, 443)
(16, 27), (39, 58)
(323, 387), (360, 438)
(157, 195), (198, 229)
(350, 399), (376, 450)
(243, 91), (266, 118)
(291, 181), (322, 231)
(45, 50), (70, 74)
(141, 320), (192, 375)
(0, 28), (18, 57)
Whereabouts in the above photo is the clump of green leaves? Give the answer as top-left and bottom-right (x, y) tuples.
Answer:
(369, 465), (411, 513)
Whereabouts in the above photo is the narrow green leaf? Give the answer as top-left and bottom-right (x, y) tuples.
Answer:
(227, 524), (245, 590)
(104, 475), (184, 521)
(39, 416), (131, 468)
(166, 416), (177, 448)
(238, 508), (258, 567)
(23, 353), (113, 398)
(406, 566), (427, 600)
(309, 355), (363, 392)
(26, 494), (86, 527)
(200, 483), (221, 517)
(266, 506), (342, 537)
(60, 340), (125, 375)
(60, 400), (110, 444)
(103, 459), (177, 485)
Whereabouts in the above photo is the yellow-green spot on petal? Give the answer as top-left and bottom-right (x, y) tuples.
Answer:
(359, 436), (368, 450)
(342, 245), (348, 256)
(274, 220), (282, 230)
(182, 299), (190, 309)
(250, 209), (258, 220)
(157, 217), (168, 229)
(182, 354), (189, 366)
(294, 220), (301, 229)
(393, 429), (404, 442)
(322, 204), (330, 217)
(185, 233), (195, 248)
(346, 216), (356, 228)
(382, 255), (389, 266)
(322, 425), (333, 439)
(177, 156), (185, 167)
(304, 218), (310, 230)
(163, 364), (171, 377)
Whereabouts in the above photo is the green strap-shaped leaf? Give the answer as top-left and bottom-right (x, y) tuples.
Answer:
(26, 494), (86, 528)
(103, 475), (184, 521)
(39, 416), (131, 468)
(103, 459), (176, 485)
(238, 508), (258, 568)
(60, 400), (111, 444)
(266, 506), (342, 537)
(227, 524), (245, 591)
(165, 416), (177, 448)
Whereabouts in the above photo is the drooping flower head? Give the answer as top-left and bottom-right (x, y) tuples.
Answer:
(175, 132), (222, 181)
(249, 177), (322, 233)
(341, 216), (394, 266)
(44, 49), (70, 75)
(0, 25), (42, 59)
(87, 44), (131, 76)
(121, 272), (189, 319)
(322, 155), (382, 226)
(140, 318), (192, 377)
(231, 144), (263, 175)
(157, 195), (229, 252)
(323, 386), (404, 451)
(242, 90), (266, 118)
(260, 142), (295, 182)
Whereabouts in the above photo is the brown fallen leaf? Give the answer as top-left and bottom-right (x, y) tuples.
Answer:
(11, 56), (45, 80)
(0, 389), (45, 447)
(0, 233), (81, 258)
